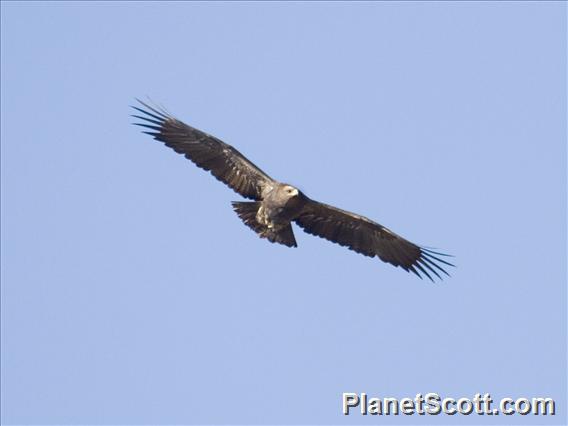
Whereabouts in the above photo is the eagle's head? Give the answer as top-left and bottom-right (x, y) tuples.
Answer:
(282, 184), (299, 198)
(278, 184), (307, 210)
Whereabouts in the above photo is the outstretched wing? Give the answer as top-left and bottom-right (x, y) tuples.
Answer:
(132, 100), (274, 200)
(295, 200), (453, 281)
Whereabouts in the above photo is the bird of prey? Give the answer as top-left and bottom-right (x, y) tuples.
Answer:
(132, 100), (453, 281)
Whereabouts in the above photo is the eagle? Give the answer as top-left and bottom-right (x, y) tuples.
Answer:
(132, 100), (453, 281)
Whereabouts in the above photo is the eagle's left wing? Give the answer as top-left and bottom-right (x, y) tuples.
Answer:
(132, 100), (274, 200)
(294, 199), (453, 281)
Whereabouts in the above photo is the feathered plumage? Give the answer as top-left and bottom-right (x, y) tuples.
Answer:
(132, 99), (453, 281)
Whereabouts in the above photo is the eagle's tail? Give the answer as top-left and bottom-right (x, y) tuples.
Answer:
(231, 201), (297, 248)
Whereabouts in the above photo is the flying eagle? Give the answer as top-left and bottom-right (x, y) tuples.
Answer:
(132, 100), (453, 281)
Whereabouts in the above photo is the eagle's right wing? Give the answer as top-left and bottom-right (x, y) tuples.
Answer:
(132, 100), (274, 200)
(295, 199), (453, 281)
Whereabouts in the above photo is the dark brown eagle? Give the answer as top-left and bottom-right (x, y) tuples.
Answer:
(132, 100), (453, 281)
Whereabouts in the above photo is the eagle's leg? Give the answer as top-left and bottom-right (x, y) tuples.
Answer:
(256, 205), (270, 227)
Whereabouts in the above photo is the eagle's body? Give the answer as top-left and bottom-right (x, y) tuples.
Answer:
(133, 100), (453, 281)
(233, 183), (307, 248)
(259, 183), (305, 228)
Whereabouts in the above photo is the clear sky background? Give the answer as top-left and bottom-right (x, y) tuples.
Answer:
(1, 2), (566, 425)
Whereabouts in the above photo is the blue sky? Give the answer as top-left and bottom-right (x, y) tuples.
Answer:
(1, 2), (565, 425)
